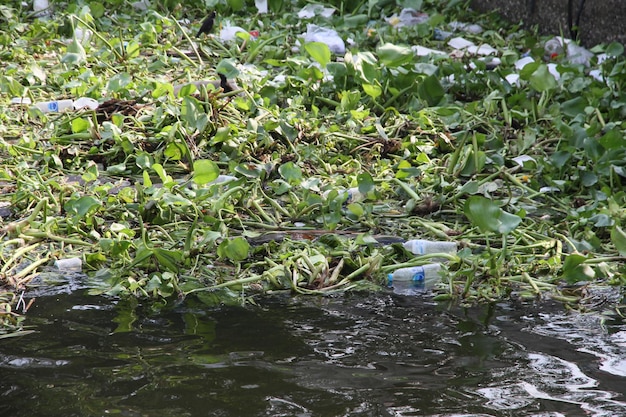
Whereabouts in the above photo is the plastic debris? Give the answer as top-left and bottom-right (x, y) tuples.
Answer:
(448, 36), (474, 50)
(298, 4), (335, 19)
(468, 56), (501, 70)
(54, 257), (83, 272)
(220, 24), (248, 42)
(304, 24), (345, 54)
(505, 73), (520, 86)
(35, 99), (74, 113)
(322, 187), (367, 203)
(73, 97), (99, 110)
(74, 27), (92, 45)
(412, 45), (447, 57)
(544, 37), (594, 66)
(131, 0), (150, 10)
(449, 21), (483, 34)
(589, 69), (604, 82)
(515, 56), (535, 70)
(547, 63), (560, 80)
(448, 36), (497, 56)
(433, 28), (453, 40)
(565, 41), (594, 66)
(33, 0), (50, 18)
(209, 175), (238, 184)
(386, 8), (429, 27)
(255, 0), (268, 14)
(512, 155), (537, 167)
(403, 240), (457, 255)
(11, 98), (32, 105)
(15, 97), (99, 113)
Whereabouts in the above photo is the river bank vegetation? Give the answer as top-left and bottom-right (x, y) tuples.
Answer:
(1, 0), (625, 335)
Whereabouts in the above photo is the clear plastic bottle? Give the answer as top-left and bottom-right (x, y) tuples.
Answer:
(387, 263), (442, 295)
(402, 239), (457, 255)
(544, 38), (564, 60)
(35, 99), (74, 113)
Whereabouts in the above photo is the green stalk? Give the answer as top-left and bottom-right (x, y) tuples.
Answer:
(13, 256), (51, 282)
(1, 243), (41, 274)
(172, 18), (203, 65)
(184, 274), (264, 294)
(71, 16), (124, 61)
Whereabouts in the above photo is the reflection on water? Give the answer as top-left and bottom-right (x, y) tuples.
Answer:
(0, 292), (624, 417)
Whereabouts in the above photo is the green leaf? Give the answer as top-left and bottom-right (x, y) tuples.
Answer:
(62, 39), (86, 65)
(305, 42), (331, 67)
(357, 172), (375, 194)
(606, 42), (624, 57)
(71, 117), (91, 134)
(81, 163), (99, 183)
(278, 161), (302, 184)
(464, 196), (522, 235)
(181, 96), (204, 132)
(136, 152), (152, 170)
(611, 226), (626, 256)
(401, 0), (423, 10)
(561, 253), (594, 284)
(417, 74), (445, 106)
(226, 0), (244, 11)
(347, 202), (364, 217)
(64, 196), (101, 218)
(362, 83), (382, 99)
(153, 248), (182, 272)
(125, 40), (140, 59)
(599, 127), (626, 149)
(529, 64), (557, 91)
(560, 97), (587, 118)
(88, 1), (105, 18)
(216, 59), (240, 79)
(106, 72), (132, 92)
(377, 43), (414, 67)
(193, 159), (220, 185)
(218, 237), (249, 262)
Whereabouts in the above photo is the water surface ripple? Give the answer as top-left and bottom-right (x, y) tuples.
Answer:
(0, 292), (624, 417)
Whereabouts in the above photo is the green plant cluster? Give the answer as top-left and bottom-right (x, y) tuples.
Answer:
(1, 0), (625, 331)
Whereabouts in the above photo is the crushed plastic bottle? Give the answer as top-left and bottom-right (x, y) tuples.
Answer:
(402, 239), (457, 255)
(388, 263), (442, 295)
(544, 38), (564, 60)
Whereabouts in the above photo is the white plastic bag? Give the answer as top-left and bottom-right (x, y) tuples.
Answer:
(304, 24), (345, 54)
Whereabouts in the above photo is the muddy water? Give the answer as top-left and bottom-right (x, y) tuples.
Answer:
(0, 291), (624, 417)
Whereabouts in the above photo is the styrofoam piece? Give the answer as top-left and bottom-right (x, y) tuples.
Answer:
(412, 45), (447, 57)
(448, 36), (474, 50)
(515, 56), (535, 70)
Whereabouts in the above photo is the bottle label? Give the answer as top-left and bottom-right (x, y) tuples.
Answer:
(412, 267), (425, 282)
(415, 242), (425, 254)
(47, 101), (58, 111)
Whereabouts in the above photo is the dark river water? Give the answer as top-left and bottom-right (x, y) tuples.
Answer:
(1, 287), (625, 417)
